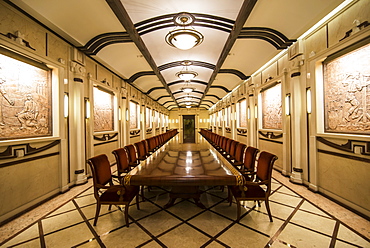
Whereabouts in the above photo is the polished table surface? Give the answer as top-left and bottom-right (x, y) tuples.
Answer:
(124, 133), (244, 187)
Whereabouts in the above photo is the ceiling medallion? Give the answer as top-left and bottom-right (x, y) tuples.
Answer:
(165, 13), (204, 50)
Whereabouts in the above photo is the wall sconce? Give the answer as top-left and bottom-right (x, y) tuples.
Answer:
(247, 107), (251, 119)
(64, 93), (69, 118)
(85, 98), (90, 119)
(254, 105), (258, 119)
(118, 107), (122, 121)
(285, 94), (291, 116)
(306, 88), (312, 114)
(126, 109), (129, 121)
(176, 119), (179, 123)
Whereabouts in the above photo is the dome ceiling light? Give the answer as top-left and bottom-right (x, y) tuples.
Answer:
(165, 13), (204, 50)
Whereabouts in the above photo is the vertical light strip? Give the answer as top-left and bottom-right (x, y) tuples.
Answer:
(306, 88), (312, 114)
(285, 94), (291, 116)
(85, 98), (90, 119)
(64, 93), (69, 118)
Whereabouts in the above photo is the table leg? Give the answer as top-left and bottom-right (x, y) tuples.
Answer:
(163, 186), (205, 209)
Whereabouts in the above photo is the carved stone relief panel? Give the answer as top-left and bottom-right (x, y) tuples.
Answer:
(0, 51), (52, 140)
(261, 83), (282, 130)
(324, 42), (370, 134)
(93, 87), (114, 132)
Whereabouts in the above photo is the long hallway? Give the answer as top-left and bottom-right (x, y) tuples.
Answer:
(1, 171), (369, 248)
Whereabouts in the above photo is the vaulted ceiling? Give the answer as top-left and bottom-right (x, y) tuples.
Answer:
(10, 0), (345, 110)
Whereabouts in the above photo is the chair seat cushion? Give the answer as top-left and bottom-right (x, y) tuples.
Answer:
(100, 186), (140, 202)
(230, 185), (266, 199)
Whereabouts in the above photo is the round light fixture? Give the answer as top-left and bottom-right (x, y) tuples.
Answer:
(176, 70), (198, 81)
(186, 106), (192, 108)
(165, 13), (204, 50)
(181, 87), (194, 93)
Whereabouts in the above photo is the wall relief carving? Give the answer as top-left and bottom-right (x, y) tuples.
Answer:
(324, 42), (370, 134)
(0, 52), (52, 140)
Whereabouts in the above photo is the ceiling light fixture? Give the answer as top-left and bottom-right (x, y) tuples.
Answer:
(165, 13), (204, 50)
(181, 87), (194, 93)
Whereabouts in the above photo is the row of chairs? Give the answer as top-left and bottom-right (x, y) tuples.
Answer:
(87, 129), (178, 227)
(200, 129), (278, 222)
(117, 129), (179, 174)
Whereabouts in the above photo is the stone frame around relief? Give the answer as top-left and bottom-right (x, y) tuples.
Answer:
(0, 49), (52, 140)
(93, 86), (115, 132)
(323, 39), (370, 135)
(261, 82), (282, 130)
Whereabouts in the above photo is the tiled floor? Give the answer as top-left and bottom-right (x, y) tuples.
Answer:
(1, 177), (369, 248)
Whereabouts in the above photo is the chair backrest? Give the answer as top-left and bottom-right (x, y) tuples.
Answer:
(225, 138), (233, 153)
(124, 144), (137, 164)
(229, 140), (239, 157)
(234, 143), (246, 162)
(134, 141), (146, 159)
(243, 146), (260, 172)
(222, 137), (229, 151)
(112, 148), (130, 173)
(256, 151), (278, 189)
(88, 154), (113, 199)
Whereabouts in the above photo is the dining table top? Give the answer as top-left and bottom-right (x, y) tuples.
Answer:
(123, 133), (244, 187)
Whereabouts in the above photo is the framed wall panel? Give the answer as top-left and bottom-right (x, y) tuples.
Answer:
(129, 101), (140, 130)
(324, 40), (370, 135)
(238, 99), (247, 128)
(93, 87), (114, 132)
(261, 83), (282, 130)
(0, 49), (52, 140)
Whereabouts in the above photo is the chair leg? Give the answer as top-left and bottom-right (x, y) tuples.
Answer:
(136, 195), (140, 210)
(236, 201), (241, 222)
(124, 203), (129, 227)
(93, 203), (101, 226)
(265, 200), (273, 222)
(141, 186), (145, 202)
(228, 188), (233, 206)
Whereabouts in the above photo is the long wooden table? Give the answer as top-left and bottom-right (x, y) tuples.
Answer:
(124, 133), (244, 208)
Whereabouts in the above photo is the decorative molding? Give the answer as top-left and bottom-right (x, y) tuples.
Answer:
(0, 31), (35, 50)
(74, 169), (85, 174)
(225, 127), (231, 133)
(291, 72), (301, 78)
(158, 60), (215, 71)
(130, 130), (141, 137)
(339, 20), (369, 42)
(218, 69), (249, 80)
(318, 149), (370, 163)
(93, 133), (118, 141)
(258, 131), (283, 139)
(146, 128), (152, 134)
(237, 129), (247, 134)
(317, 137), (370, 156)
(0, 140), (60, 160)
(210, 85), (231, 93)
(293, 168), (303, 173)
(238, 27), (296, 50)
(135, 12), (234, 36)
(0, 152), (59, 168)
(79, 32), (132, 55)
(259, 137), (283, 144)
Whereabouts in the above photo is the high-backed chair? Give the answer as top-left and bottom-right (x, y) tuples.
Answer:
(124, 144), (139, 167)
(231, 143), (246, 167)
(112, 148), (131, 174)
(134, 141), (148, 161)
(87, 154), (140, 226)
(240, 146), (260, 180)
(229, 151), (278, 222)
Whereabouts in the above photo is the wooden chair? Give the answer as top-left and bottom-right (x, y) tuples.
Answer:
(240, 146), (260, 180)
(134, 141), (148, 161)
(112, 148), (131, 174)
(229, 151), (278, 222)
(231, 143), (246, 167)
(124, 144), (139, 167)
(87, 154), (140, 227)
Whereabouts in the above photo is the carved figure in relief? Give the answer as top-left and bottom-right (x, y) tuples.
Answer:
(343, 73), (370, 123)
(0, 70), (15, 126)
(15, 94), (39, 129)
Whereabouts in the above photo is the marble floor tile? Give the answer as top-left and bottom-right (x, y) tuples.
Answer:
(1, 175), (369, 248)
